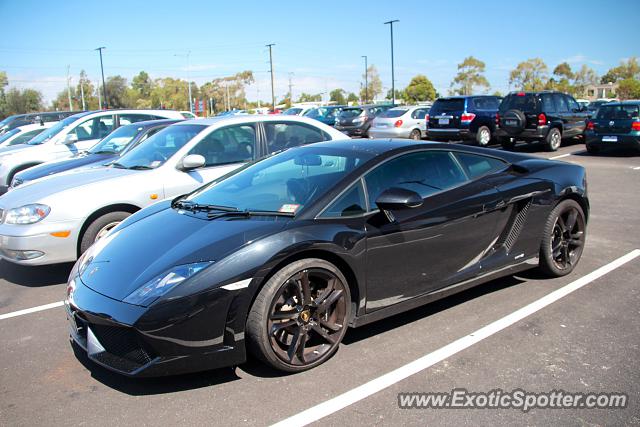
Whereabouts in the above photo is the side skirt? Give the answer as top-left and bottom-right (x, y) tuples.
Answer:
(350, 256), (539, 328)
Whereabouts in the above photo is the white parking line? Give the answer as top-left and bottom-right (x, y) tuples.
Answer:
(549, 153), (572, 160)
(633, 166), (640, 170)
(0, 301), (64, 320)
(272, 249), (640, 427)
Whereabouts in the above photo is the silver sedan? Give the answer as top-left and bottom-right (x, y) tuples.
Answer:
(368, 106), (430, 140)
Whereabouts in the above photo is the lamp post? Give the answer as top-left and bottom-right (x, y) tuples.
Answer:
(175, 51), (193, 113)
(266, 43), (276, 112)
(362, 55), (368, 104)
(95, 47), (107, 108)
(384, 20), (399, 105)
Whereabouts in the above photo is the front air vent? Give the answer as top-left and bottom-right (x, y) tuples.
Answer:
(495, 199), (532, 253)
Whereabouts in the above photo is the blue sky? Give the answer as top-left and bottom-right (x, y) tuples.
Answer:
(1, 0), (637, 103)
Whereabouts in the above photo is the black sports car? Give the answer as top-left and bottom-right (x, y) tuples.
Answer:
(65, 139), (588, 376)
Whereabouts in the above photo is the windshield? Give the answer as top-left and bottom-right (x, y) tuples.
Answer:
(283, 108), (302, 115)
(184, 146), (373, 214)
(596, 104), (640, 120)
(88, 124), (143, 154)
(0, 128), (20, 144)
(27, 115), (77, 145)
(114, 124), (206, 169)
(339, 108), (363, 118)
(381, 108), (408, 118)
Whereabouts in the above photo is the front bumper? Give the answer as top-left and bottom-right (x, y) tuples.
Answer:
(66, 276), (247, 377)
(0, 219), (81, 265)
(585, 133), (640, 151)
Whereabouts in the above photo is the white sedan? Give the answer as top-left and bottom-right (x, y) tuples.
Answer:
(0, 115), (347, 265)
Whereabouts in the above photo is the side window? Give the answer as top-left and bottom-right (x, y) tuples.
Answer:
(188, 124), (255, 167)
(10, 129), (44, 145)
(566, 96), (580, 112)
(264, 122), (329, 154)
(411, 109), (426, 119)
(72, 115), (115, 141)
(71, 117), (96, 141)
(541, 94), (556, 114)
(553, 94), (569, 113)
(364, 151), (467, 205)
(454, 152), (506, 179)
(320, 180), (367, 218)
(119, 114), (152, 125)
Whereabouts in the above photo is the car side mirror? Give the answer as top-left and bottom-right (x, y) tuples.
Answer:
(180, 154), (205, 171)
(63, 133), (78, 145)
(375, 187), (423, 221)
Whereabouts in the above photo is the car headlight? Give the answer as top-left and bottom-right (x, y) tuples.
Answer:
(123, 261), (212, 306)
(4, 204), (50, 224)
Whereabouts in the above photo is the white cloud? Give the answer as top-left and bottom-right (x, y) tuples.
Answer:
(562, 54), (604, 66)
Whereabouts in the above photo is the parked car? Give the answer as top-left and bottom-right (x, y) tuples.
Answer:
(426, 95), (501, 146)
(585, 101), (640, 154)
(0, 122), (58, 148)
(8, 119), (183, 192)
(369, 105), (430, 140)
(335, 105), (393, 137)
(0, 115), (346, 265)
(0, 109), (184, 188)
(303, 106), (345, 127)
(0, 111), (80, 135)
(283, 106), (316, 116)
(496, 91), (589, 151)
(64, 138), (588, 376)
(180, 111), (197, 119)
(586, 99), (617, 117)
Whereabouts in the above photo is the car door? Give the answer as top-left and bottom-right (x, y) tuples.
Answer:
(566, 95), (587, 135)
(64, 114), (116, 154)
(552, 93), (572, 136)
(165, 123), (257, 197)
(363, 149), (505, 312)
(262, 121), (330, 155)
(411, 108), (429, 134)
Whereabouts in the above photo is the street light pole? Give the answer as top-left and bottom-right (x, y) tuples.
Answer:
(362, 55), (368, 104)
(384, 20), (399, 105)
(175, 51), (193, 113)
(266, 43), (276, 112)
(95, 47), (107, 109)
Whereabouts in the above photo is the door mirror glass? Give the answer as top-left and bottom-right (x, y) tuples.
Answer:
(181, 154), (206, 170)
(375, 187), (423, 211)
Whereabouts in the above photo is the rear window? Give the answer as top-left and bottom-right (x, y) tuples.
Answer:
(381, 108), (408, 118)
(499, 94), (538, 113)
(340, 108), (363, 118)
(430, 99), (465, 114)
(471, 97), (500, 110)
(596, 105), (640, 120)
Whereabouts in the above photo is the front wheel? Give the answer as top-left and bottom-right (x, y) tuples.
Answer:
(246, 259), (351, 372)
(79, 211), (131, 254)
(538, 199), (586, 277)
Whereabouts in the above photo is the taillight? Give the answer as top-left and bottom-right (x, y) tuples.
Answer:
(425, 114), (430, 121)
(632, 121), (640, 131)
(586, 120), (595, 131)
(517, 92), (526, 96)
(538, 113), (547, 126)
(394, 119), (403, 127)
(461, 113), (476, 123)
(495, 113), (500, 124)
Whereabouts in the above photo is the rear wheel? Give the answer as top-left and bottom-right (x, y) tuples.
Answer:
(545, 127), (562, 151)
(499, 136), (516, 150)
(79, 211), (131, 254)
(476, 126), (491, 146)
(247, 258), (351, 372)
(539, 199), (586, 277)
(586, 144), (599, 155)
(409, 129), (421, 140)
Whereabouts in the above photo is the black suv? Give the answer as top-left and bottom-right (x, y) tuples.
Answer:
(496, 91), (588, 151)
(335, 104), (393, 137)
(426, 95), (501, 146)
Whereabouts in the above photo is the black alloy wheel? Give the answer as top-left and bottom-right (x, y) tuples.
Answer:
(539, 199), (586, 277)
(247, 259), (351, 372)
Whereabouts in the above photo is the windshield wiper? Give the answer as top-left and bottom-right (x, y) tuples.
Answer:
(111, 162), (127, 169)
(92, 150), (116, 154)
(207, 210), (295, 219)
(127, 165), (154, 170)
(172, 199), (239, 213)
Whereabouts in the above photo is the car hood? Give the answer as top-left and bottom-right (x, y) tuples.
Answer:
(0, 166), (138, 207)
(16, 153), (116, 182)
(0, 144), (33, 156)
(78, 206), (290, 301)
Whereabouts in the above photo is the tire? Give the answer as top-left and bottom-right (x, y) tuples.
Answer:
(476, 126), (491, 146)
(538, 199), (586, 277)
(545, 127), (562, 152)
(247, 258), (351, 372)
(499, 136), (516, 150)
(586, 144), (599, 155)
(409, 129), (421, 140)
(79, 211), (131, 254)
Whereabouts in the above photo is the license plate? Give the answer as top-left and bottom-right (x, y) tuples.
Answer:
(376, 123), (388, 128)
(438, 118), (449, 125)
(505, 120), (517, 126)
(602, 136), (617, 142)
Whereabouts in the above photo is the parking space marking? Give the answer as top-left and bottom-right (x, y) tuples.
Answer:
(549, 153), (572, 160)
(272, 249), (640, 427)
(633, 166), (640, 170)
(0, 301), (64, 320)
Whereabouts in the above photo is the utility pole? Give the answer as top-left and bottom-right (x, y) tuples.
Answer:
(174, 51), (193, 113)
(384, 20), (399, 105)
(97, 80), (102, 110)
(266, 43), (276, 112)
(288, 72), (294, 105)
(362, 55), (368, 104)
(95, 47), (107, 109)
(80, 79), (86, 110)
(225, 80), (231, 111)
(66, 66), (74, 111)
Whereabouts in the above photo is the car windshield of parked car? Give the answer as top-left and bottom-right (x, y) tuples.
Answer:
(305, 108), (331, 119)
(340, 108), (363, 118)
(0, 128), (20, 144)
(499, 94), (537, 113)
(596, 104), (640, 120)
(380, 108), (408, 118)
(88, 125), (143, 155)
(114, 124), (207, 169)
(184, 146), (373, 214)
(26, 116), (77, 145)
(283, 108), (302, 115)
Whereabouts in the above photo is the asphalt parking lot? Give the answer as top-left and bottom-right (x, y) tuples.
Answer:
(1, 140), (639, 426)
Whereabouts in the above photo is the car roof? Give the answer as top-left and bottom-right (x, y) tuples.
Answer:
(120, 118), (184, 129)
(601, 100), (640, 106)
(174, 114), (336, 127)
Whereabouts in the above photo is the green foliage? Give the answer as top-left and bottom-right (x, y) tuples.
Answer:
(297, 93), (322, 102)
(4, 87), (43, 115)
(385, 88), (405, 102)
(346, 92), (359, 104)
(451, 56), (489, 95)
(330, 88), (346, 105)
(404, 74), (436, 103)
(553, 62), (574, 80)
(104, 75), (130, 108)
(600, 57), (639, 83)
(492, 90), (503, 97)
(572, 65), (599, 97)
(509, 58), (548, 91)
(616, 78), (640, 100)
(360, 65), (382, 102)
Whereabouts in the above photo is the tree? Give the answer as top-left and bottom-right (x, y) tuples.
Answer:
(360, 65), (382, 102)
(601, 57), (640, 83)
(132, 71), (152, 98)
(450, 56), (490, 95)
(297, 93), (322, 102)
(105, 75), (131, 108)
(76, 70), (99, 110)
(573, 65), (599, 97)
(509, 58), (548, 91)
(553, 62), (574, 80)
(492, 90), (503, 97)
(404, 74), (436, 103)
(385, 88), (405, 102)
(0, 71), (8, 118)
(330, 88), (346, 105)
(346, 92), (359, 104)
(3, 87), (43, 115)
(199, 71), (253, 113)
(617, 78), (640, 100)
(547, 62), (574, 93)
